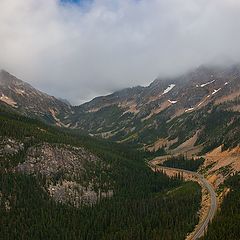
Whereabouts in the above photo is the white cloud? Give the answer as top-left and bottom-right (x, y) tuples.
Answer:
(0, 0), (240, 104)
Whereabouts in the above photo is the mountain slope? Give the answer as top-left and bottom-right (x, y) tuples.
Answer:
(67, 65), (240, 152)
(0, 70), (72, 126)
(1, 65), (240, 154)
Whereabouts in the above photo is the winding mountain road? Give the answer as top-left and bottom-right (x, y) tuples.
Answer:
(149, 163), (217, 240)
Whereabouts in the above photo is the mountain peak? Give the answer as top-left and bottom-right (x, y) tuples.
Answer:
(0, 70), (26, 88)
(0, 70), (72, 125)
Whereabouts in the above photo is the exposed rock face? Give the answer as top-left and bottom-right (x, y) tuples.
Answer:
(0, 133), (113, 207)
(16, 143), (112, 207)
(48, 180), (100, 207)
(0, 137), (24, 157)
(17, 143), (98, 177)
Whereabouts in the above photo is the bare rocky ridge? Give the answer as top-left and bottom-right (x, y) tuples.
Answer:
(0, 136), (112, 207)
(67, 65), (240, 154)
(16, 143), (112, 207)
(0, 137), (24, 157)
(17, 143), (99, 178)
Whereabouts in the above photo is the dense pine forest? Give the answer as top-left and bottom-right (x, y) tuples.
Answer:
(202, 174), (240, 240)
(0, 173), (201, 240)
(0, 105), (202, 239)
(161, 155), (204, 171)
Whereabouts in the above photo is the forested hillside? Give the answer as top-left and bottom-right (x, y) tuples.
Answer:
(0, 105), (202, 240)
(161, 155), (204, 171)
(202, 174), (240, 240)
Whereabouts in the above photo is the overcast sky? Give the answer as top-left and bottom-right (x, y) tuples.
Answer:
(0, 0), (240, 104)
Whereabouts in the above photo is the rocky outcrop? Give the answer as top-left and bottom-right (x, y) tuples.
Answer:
(16, 143), (112, 207)
(0, 137), (24, 157)
(17, 143), (98, 177)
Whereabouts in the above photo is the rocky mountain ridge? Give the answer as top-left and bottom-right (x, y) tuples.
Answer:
(0, 70), (72, 126)
(1, 65), (240, 154)
(67, 64), (240, 153)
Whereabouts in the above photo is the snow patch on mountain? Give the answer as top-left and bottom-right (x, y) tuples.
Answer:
(200, 80), (215, 87)
(163, 84), (175, 95)
(212, 88), (221, 95)
(168, 100), (178, 104)
(185, 107), (194, 112)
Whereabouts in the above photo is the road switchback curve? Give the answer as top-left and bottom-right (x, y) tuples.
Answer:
(149, 163), (217, 240)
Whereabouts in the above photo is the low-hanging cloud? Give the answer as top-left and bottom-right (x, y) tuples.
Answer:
(0, 0), (240, 104)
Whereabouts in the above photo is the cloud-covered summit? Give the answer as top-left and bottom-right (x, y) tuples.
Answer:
(0, 0), (240, 104)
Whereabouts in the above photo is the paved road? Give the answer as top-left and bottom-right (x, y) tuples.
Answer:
(149, 163), (217, 240)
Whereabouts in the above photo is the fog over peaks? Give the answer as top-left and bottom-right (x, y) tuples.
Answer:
(0, 0), (240, 104)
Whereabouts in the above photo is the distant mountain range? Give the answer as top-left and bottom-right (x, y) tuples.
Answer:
(1, 65), (240, 154)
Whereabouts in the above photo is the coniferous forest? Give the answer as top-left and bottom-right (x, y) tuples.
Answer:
(0, 106), (202, 240)
(202, 174), (240, 240)
(162, 155), (204, 172)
